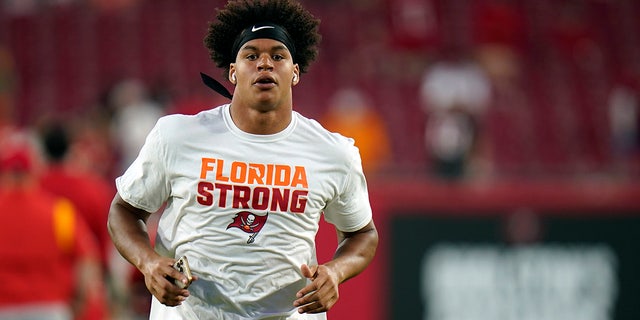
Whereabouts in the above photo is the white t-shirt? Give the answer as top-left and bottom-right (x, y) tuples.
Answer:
(116, 104), (373, 319)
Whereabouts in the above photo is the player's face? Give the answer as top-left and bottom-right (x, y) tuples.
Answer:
(230, 38), (299, 111)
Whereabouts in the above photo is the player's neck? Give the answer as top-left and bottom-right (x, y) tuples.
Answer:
(229, 102), (292, 135)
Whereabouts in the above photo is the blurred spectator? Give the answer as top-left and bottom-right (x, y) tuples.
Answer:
(321, 88), (392, 176)
(108, 79), (165, 173)
(39, 118), (154, 319)
(419, 48), (492, 179)
(0, 128), (107, 320)
(608, 75), (640, 176)
(40, 122), (114, 265)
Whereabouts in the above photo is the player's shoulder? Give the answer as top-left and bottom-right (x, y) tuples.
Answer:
(294, 111), (355, 146)
(156, 105), (225, 129)
(293, 111), (358, 163)
(149, 106), (225, 147)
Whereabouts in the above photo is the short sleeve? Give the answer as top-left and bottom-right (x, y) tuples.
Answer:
(323, 146), (373, 232)
(115, 123), (170, 213)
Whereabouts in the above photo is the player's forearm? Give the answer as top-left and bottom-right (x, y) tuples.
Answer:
(328, 220), (378, 284)
(107, 194), (157, 270)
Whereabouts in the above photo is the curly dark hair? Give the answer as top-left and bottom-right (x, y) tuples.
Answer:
(204, 0), (321, 79)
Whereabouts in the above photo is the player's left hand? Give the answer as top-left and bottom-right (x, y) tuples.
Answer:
(294, 264), (340, 314)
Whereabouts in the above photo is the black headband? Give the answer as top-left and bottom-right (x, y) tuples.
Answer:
(200, 24), (297, 100)
(230, 23), (296, 61)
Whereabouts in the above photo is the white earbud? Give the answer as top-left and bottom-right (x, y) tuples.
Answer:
(231, 73), (237, 83)
(293, 73), (298, 82)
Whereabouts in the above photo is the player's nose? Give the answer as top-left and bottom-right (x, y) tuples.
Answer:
(257, 54), (274, 70)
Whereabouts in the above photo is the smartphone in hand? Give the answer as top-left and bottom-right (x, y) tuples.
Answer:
(173, 256), (193, 289)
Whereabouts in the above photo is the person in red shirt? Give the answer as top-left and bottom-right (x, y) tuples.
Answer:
(39, 122), (114, 268)
(0, 128), (107, 320)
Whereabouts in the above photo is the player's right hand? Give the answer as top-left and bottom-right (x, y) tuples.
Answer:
(140, 255), (191, 307)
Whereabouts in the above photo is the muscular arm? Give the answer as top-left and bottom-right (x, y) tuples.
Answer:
(107, 193), (154, 268)
(107, 193), (191, 306)
(294, 219), (379, 313)
(330, 220), (378, 283)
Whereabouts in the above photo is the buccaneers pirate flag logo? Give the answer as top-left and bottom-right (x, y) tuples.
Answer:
(227, 211), (269, 244)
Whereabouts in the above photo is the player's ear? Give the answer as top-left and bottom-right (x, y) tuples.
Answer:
(229, 64), (236, 84)
(292, 65), (300, 86)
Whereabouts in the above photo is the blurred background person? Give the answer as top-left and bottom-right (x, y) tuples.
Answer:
(321, 87), (393, 177)
(39, 121), (114, 269)
(419, 46), (492, 179)
(108, 79), (165, 172)
(0, 128), (107, 320)
(608, 73), (640, 177)
(38, 120), (121, 318)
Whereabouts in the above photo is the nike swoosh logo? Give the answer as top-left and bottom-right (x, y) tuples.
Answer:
(252, 25), (275, 32)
